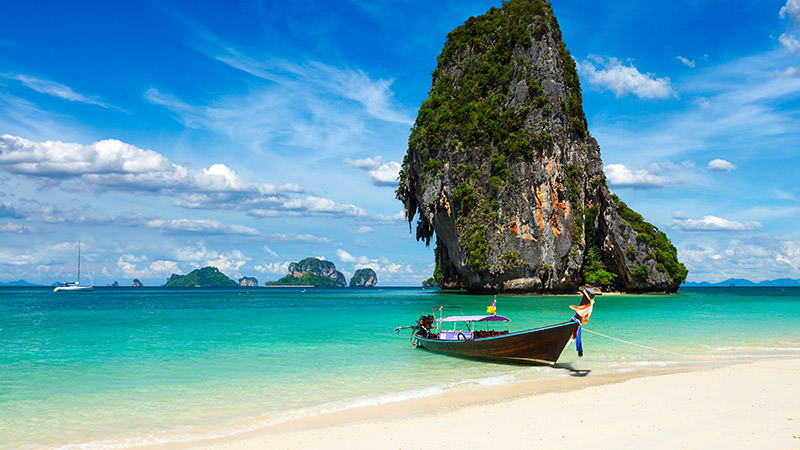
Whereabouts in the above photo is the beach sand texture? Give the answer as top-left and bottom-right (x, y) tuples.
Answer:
(172, 358), (799, 450)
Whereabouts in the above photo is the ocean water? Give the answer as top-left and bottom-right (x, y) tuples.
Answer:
(1, 286), (799, 449)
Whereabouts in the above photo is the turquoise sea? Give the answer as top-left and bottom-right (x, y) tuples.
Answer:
(2, 286), (799, 449)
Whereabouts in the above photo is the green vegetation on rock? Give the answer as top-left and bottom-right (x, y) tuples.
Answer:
(163, 266), (237, 287)
(267, 257), (347, 287)
(269, 273), (343, 287)
(349, 268), (378, 287)
(610, 194), (688, 284)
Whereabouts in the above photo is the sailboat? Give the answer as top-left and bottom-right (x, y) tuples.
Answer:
(54, 241), (93, 292)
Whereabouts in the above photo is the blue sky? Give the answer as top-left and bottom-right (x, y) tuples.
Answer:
(0, 0), (798, 286)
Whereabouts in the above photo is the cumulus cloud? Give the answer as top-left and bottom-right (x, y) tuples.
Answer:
(335, 248), (413, 274)
(0, 222), (34, 233)
(678, 237), (800, 282)
(604, 163), (679, 188)
(577, 56), (675, 99)
(346, 155), (400, 187)
(669, 212), (761, 231)
(254, 261), (290, 274)
(3, 74), (117, 109)
(354, 225), (374, 233)
(171, 244), (250, 278)
(344, 156), (384, 170)
(780, 0), (800, 21)
(780, 1), (800, 51)
(117, 255), (182, 280)
(779, 33), (800, 51)
(368, 161), (401, 187)
(707, 159), (736, 171)
(676, 56), (696, 68)
(0, 135), (365, 218)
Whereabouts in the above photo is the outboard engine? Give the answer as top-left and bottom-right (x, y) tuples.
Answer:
(416, 315), (434, 338)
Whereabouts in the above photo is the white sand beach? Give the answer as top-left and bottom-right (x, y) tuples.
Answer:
(156, 357), (799, 450)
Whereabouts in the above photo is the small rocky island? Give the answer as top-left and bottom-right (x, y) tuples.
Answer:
(349, 268), (378, 287)
(268, 257), (347, 287)
(163, 266), (237, 287)
(238, 276), (258, 287)
(397, 0), (687, 293)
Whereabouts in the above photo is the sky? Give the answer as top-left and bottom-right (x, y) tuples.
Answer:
(0, 0), (798, 286)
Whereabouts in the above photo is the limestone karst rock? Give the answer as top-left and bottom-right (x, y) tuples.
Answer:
(349, 268), (378, 287)
(397, 0), (687, 293)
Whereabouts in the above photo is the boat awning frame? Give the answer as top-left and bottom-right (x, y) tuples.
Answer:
(439, 315), (510, 323)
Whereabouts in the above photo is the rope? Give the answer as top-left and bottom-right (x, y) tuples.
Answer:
(581, 327), (692, 357)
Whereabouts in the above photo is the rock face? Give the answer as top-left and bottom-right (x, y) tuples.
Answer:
(132, 279), (143, 287)
(163, 266), (237, 287)
(238, 276), (259, 287)
(349, 268), (378, 287)
(269, 257), (347, 287)
(397, 0), (687, 293)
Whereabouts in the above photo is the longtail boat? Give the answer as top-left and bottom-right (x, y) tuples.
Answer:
(396, 287), (596, 365)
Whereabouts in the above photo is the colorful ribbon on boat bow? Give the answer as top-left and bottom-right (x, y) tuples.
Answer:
(570, 317), (584, 357)
(568, 294), (594, 357)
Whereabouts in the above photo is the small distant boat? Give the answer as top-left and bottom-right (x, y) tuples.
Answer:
(54, 241), (92, 292)
(396, 287), (596, 365)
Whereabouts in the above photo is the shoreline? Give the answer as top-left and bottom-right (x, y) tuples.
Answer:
(140, 354), (800, 450)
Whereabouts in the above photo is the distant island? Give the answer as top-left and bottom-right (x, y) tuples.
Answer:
(682, 278), (800, 287)
(0, 280), (42, 287)
(163, 266), (237, 287)
(268, 257), (347, 287)
(350, 268), (378, 287)
(238, 276), (258, 287)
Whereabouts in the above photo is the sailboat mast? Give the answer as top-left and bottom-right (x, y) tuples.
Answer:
(78, 241), (81, 284)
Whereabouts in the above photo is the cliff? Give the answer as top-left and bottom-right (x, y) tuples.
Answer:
(268, 257), (347, 287)
(349, 268), (378, 287)
(163, 266), (237, 287)
(238, 276), (259, 287)
(397, 0), (687, 293)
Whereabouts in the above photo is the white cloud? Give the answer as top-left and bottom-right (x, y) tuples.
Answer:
(0, 135), (366, 218)
(346, 155), (400, 187)
(270, 233), (331, 243)
(677, 56), (696, 68)
(679, 237), (800, 282)
(577, 56), (675, 99)
(335, 248), (413, 274)
(170, 244), (250, 278)
(368, 161), (401, 187)
(0, 221), (42, 233)
(604, 163), (679, 188)
(281, 196), (366, 216)
(780, 0), (800, 21)
(354, 225), (374, 234)
(707, 159), (736, 171)
(145, 218), (260, 236)
(254, 261), (290, 274)
(779, 33), (800, 51)
(344, 156), (384, 170)
(3, 74), (117, 109)
(669, 212), (761, 231)
(262, 245), (279, 258)
(336, 248), (357, 263)
(117, 255), (181, 281)
(215, 55), (413, 125)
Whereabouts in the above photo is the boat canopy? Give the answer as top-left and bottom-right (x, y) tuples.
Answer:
(439, 315), (510, 323)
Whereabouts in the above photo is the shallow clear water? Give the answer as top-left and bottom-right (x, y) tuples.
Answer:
(1, 286), (798, 449)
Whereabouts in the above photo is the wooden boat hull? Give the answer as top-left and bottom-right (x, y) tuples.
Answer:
(415, 321), (578, 365)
